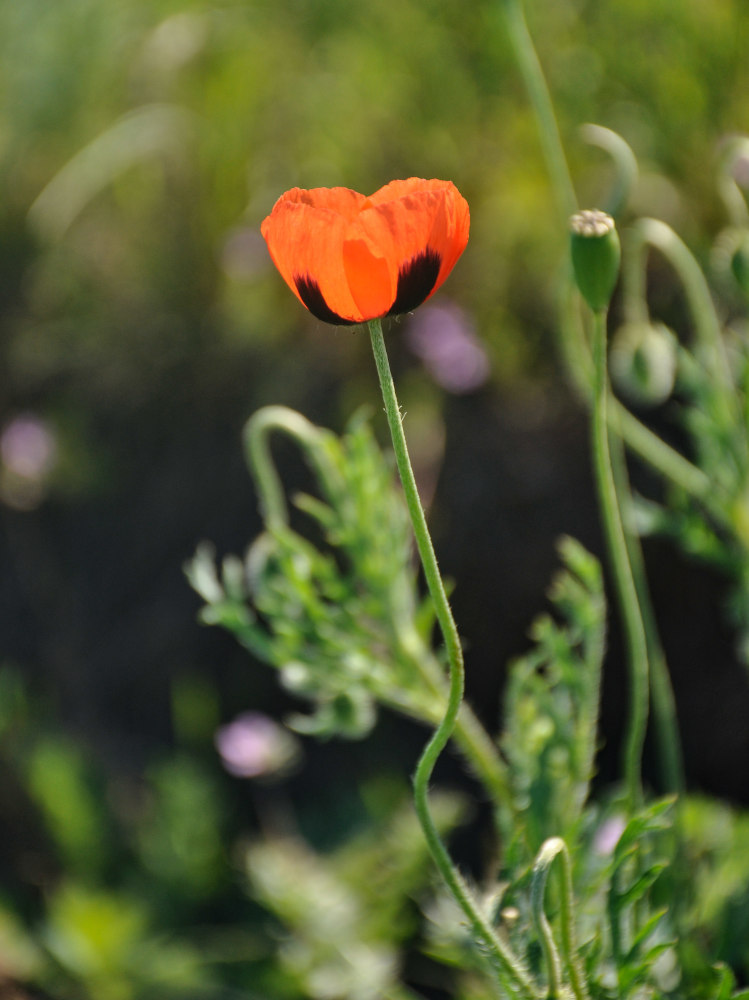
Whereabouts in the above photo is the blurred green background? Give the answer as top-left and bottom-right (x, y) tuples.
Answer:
(1, 0), (749, 995)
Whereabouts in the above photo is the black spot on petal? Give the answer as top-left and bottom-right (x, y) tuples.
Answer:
(294, 274), (357, 326)
(388, 248), (442, 316)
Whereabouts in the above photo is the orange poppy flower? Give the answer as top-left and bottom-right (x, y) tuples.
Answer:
(261, 178), (470, 325)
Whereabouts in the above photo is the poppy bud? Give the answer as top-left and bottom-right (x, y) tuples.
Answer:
(609, 321), (677, 408)
(569, 209), (621, 312)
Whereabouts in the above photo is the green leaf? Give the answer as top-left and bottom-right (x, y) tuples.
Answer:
(626, 908), (668, 959)
(616, 862), (668, 911)
(613, 797), (676, 865)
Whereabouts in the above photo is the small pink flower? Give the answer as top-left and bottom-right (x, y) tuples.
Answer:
(0, 415), (57, 481)
(593, 815), (625, 856)
(406, 303), (489, 394)
(214, 712), (299, 779)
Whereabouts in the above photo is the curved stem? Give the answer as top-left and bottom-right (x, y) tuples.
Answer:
(607, 428), (685, 796)
(399, 630), (514, 811)
(498, 0), (577, 222)
(626, 219), (734, 405)
(244, 405), (340, 529)
(591, 309), (649, 811)
(531, 838), (589, 1000)
(530, 843), (565, 1000)
(454, 701), (514, 810)
(379, 661), (513, 811)
(579, 124), (639, 218)
(717, 136), (749, 227)
(368, 318), (536, 998)
(613, 402), (717, 512)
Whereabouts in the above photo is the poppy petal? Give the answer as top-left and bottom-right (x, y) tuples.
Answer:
(261, 189), (366, 323)
(295, 275), (358, 326)
(281, 186), (367, 220)
(368, 177), (449, 205)
(424, 184), (471, 290)
(355, 183), (469, 313)
(342, 237), (396, 320)
(389, 248), (442, 315)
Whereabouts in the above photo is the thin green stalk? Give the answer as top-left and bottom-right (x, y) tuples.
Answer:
(368, 318), (537, 999)
(607, 863), (624, 984)
(554, 843), (590, 1000)
(591, 309), (649, 811)
(580, 124), (639, 219)
(607, 422), (689, 947)
(614, 401), (718, 513)
(607, 425), (684, 796)
(378, 660), (513, 814)
(500, 0), (681, 810)
(499, 0), (577, 221)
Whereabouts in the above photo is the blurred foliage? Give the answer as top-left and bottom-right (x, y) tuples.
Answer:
(187, 408), (749, 998)
(244, 791), (467, 999)
(0, 661), (475, 998)
(4, 513), (749, 996)
(501, 536), (605, 858)
(187, 406), (447, 739)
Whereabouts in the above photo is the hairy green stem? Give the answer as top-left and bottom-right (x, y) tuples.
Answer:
(530, 845), (565, 999)
(607, 862), (624, 982)
(591, 309), (649, 811)
(531, 838), (590, 1000)
(368, 318), (536, 998)
(378, 665), (513, 813)
(499, 0), (682, 814)
(397, 631), (514, 811)
(554, 843), (590, 1000)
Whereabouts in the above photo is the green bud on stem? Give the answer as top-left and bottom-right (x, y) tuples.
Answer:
(570, 209), (621, 313)
(609, 321), (677, 407)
